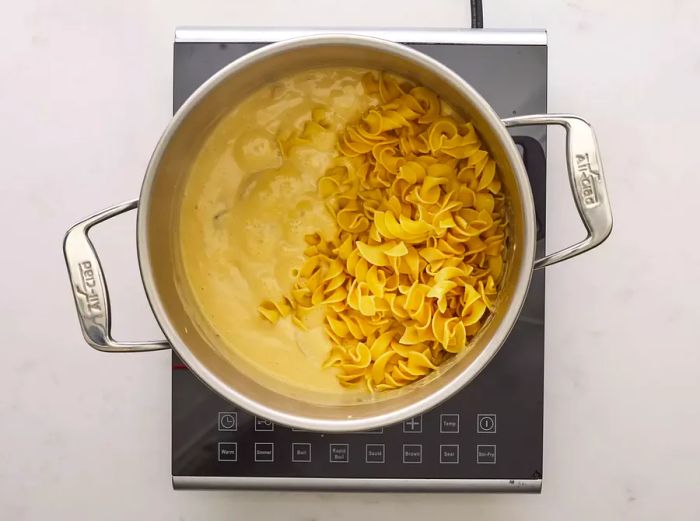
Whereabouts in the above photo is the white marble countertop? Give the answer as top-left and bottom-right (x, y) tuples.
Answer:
(2, 0), (699, 519)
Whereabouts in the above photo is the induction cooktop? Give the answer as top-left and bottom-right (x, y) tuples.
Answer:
(171, 26), (547, 492)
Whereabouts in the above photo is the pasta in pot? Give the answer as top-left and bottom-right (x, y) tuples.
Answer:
(260, 72), (508, 392)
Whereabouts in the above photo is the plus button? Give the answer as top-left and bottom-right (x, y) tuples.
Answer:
(403, 415), (423, 433)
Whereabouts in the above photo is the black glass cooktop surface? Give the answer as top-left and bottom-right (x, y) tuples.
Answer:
(171, 29), (547, 492)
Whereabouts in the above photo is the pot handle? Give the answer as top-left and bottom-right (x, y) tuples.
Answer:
(63, 199), (171, 352)
(502, 114), (613, 269)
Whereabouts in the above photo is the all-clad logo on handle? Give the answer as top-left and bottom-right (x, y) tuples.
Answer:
(74, 261), (102, 316)
(575, 152), (601, 209)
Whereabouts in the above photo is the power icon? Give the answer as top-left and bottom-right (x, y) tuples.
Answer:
(477, 414), (496, 434)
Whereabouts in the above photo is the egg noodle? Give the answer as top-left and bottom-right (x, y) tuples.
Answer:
(259, 72), (508, 392)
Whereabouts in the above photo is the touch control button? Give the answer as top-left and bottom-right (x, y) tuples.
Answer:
(218, 442), (238, 462)
(440, 414), (460, 433)
(254, 442), (274, 462)
(218, 412), (237, 431)
(403, 444), (422, 464)
(403, 416), (423, 433)
(477, 414), (497, 433)
(254, 417), (274, 431)
(365, 444), (385, 463)
(440, 444), (459, 464)
(330, 444), (349, 463)
(292, 443), (311, 462)
(476, 444), (497, 464)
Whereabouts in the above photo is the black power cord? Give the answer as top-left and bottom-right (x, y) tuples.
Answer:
(470, 0), (484, 28)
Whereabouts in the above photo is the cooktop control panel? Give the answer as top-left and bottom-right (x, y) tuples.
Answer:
(173, 318), (543, 482)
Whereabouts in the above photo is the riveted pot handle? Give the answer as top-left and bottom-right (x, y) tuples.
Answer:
(502, 114), (613, 269)
(63, 199), (171, 352)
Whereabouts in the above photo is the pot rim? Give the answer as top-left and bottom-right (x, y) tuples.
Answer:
(136, 33), (536, 431)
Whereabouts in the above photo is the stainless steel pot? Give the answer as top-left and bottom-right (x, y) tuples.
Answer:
(63, 35), (612, 432)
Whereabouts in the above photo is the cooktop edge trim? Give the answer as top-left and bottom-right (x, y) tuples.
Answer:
(173, 476), (542, 492)
(174, 27), (547, 46)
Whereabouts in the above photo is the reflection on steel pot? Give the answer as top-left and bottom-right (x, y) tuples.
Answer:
(63, 35), (612, 432)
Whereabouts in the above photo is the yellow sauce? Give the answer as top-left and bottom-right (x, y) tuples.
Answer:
(179, 68), (376, 396)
